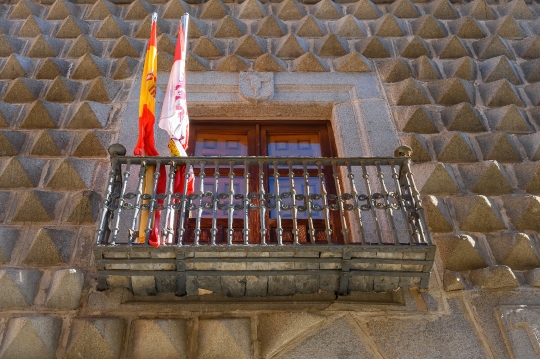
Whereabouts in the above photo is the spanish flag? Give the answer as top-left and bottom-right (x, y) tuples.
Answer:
(134, 13), (166, 247)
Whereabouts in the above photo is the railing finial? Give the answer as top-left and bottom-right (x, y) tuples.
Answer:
(108, 144), (127, 157)
(394, 145), (412, 158)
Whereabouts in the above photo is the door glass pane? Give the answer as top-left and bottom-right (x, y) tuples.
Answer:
(267, 133), (321, 157)
(195, 133), (248, 156)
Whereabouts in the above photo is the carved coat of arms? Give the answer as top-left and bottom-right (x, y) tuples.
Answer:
(239, 72), (274, 102)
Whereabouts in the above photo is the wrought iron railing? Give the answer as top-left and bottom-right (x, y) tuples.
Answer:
(96, 144), (432, 248)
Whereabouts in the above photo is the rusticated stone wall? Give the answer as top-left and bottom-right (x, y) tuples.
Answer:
(0, 0), (540, 357)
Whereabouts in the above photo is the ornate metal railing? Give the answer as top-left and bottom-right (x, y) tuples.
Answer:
(96, 144), (432, 248)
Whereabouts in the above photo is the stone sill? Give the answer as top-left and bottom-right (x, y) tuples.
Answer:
(94, 244), (436, 297)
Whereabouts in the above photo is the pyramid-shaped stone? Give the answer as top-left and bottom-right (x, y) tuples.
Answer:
(443, 56), (477, 81)
(111, 56), (138, 80)
(0, 157), (43, 188)
(519, 133), (540, 161)
(387, 0), (419, 18)
(459, 161), (512, 195)
(162, 0), (192, 19)
(192, 36), (223, 58)
(158, 50), (173, 72)
(199, 0), (229, 19)
(512, 36), (540, 59)
(441, 102), (485, 132)
(423, 195), (453, 233)
(443, 270), (466, 291)
(70, 53), (109, 79)
(412, 56), (441, 80)
(0, 102), (18, 128)
(479, 79), (523, 107)
(27, 34), (63, 58)
(356, 36), (391, 58)
(30, 129), (69, 157)
(124, 0), (154, 20)
(18, 15), (51, 38)
(296, 15), (326, 37)
(316, 34), (349, 56)
(95, 15), (128, 38)
(293, 52), (327, 72)
(410, 15), (446, 39)
(503, 196), (540, 232)
(514, 163), (540, 194)
(188, 16), (207, 39)
(275, 34), (308, 59)
(486, 15), (524, 39)
(427, 78), (475, 105)
(498, 0), (533, 20)
(472, 35), (514, 60)
(448, 16), (485, 39)
(66, 190), (102, 224)
(21, 100), (63, 129)
(233, 35), (266, 59)
(395, 35), (431, 58)
(350, 0), (381, 20)
(186, 53), (210, 71)
(425, 0), (458, 20)
(400, 133), (431, 162)
(461, 0), (495, 20)
(485, 105), (530, 133)
(84, 77), (122, 103)
(157, 34), (176, 55)
(9, 0), (44, 19)
(12, 190), (62, 222)
(197, 319), (251, 359)
(109, 36), (144, 58)
(35, 57), (70, 79)
(0, 131), (25, 156)
(0, 270), (42, 308)
(44, 76), (80, 102)
(487, 233), (540, 270)
(72, 131), (109, 157)
(333, 52), (372, 72)
(65, 318), (126, 359)
(254, 53), (287, 72)
(451, 195), (506, 232)
(23, 228), (74, 266)
(128, 320), (189, 359)
(67, 34), (103, 58)
(520, 59), (540, 83)
(433, 131), (478, 162)
(525, 82), (540, 106)
(237, 0), (267, 19)
(0, 54), (33, 79)
(386, 78), (430, 106)
(214, 16), (247, 38)
(86, 0), (118, 20)
(432, 36), (470, 59)
(3, 78), (43, 103)
(256, 15), (287, 37)
(276, 0), (306, 21)
(45, 268), (84, 310)
(434, 235), (487, 270)
(334, 15), (366, 38)
(413, 162), (460, 195)
(378, 58), (412, 82)
(216, 55), (251, 72)
(46, 0), (78, 20)
(394, 105), (437, 133)
(56, 16), (89, 39)
(67, 101), (110, 129)
(134, 15), (169, 39)
(313, 0), (342, 20)
(371, 14), (404, 37)
(477, 133), (521, 163)
(0, 35), (24, 57)
(45, 159), (90, 190)
(0, 227), (19, 263)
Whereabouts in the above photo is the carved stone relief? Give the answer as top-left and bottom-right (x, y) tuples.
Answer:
(239, 72), (274, 102)
(497, 306), (540, 359)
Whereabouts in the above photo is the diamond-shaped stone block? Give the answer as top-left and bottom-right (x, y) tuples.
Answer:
(0, 227), (19, 264)
(423, 195), (453, 233)
(65, 190), (101, 224)
(23, 228), (75, 266)
(197, 318), (252, 359)
(30, 130), (70, 157)
(487, 233), (540, 270)
(412, 162), (459, 195)
(128, 320), (189, 359)
(0, 317), (62, 359)
(449, 195), (506, 232)
(12, 190), (62, 223)
(433, 131), (478, 163)
(45, 268), (84, 310)
(441, 102), (485, 132)
(476, 133), (521, 163)
(469, 265), (518, 289)
(386, 78), (430, 106)
(0, 270), (41, 308)
(64, 318), (126, 359)
(20, 100), (63, 129)
(434, 235), (487, 271)
(0, 157), (44, 189)
(3, 78), (43, 103)
(503, 196), (540, 232)
(459, 161), (512, 195)
(394, 105), (437, 133)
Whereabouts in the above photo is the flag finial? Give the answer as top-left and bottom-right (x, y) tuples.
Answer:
(152, 12), (157, 22)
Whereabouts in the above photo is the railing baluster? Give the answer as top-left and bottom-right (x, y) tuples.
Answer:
(96, 158), (119, 245)
(273, 161), (283, 246)
(302, 161), (315, 244)
(361, 162), (382, 245)
(287, 161), (299, 245)
(317, 161), (332, 244)
(346, 162), (365, 245)
(129, 162), (147, 245)
(176, 160), (192, 246)
(211, 161), (219, 245)
(403, 159), (432, 245)
(375, 161), (399, 245)
(259, 161), (267, 245)
(331, 161), (349, 244)
(111, 161), (131, 245)
(194, 161), (206, 246)
(243, 160), (250, 245)
(144, 161), (162, 245)
(391, 160), (414, 245)
(227, 160), (235, 245)
(163, 162), (176, 245)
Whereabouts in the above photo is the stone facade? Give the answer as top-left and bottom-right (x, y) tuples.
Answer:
(0, 0), (540, 357)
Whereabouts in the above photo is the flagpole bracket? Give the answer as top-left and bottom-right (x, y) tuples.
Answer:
(108, 144), (127, 157)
